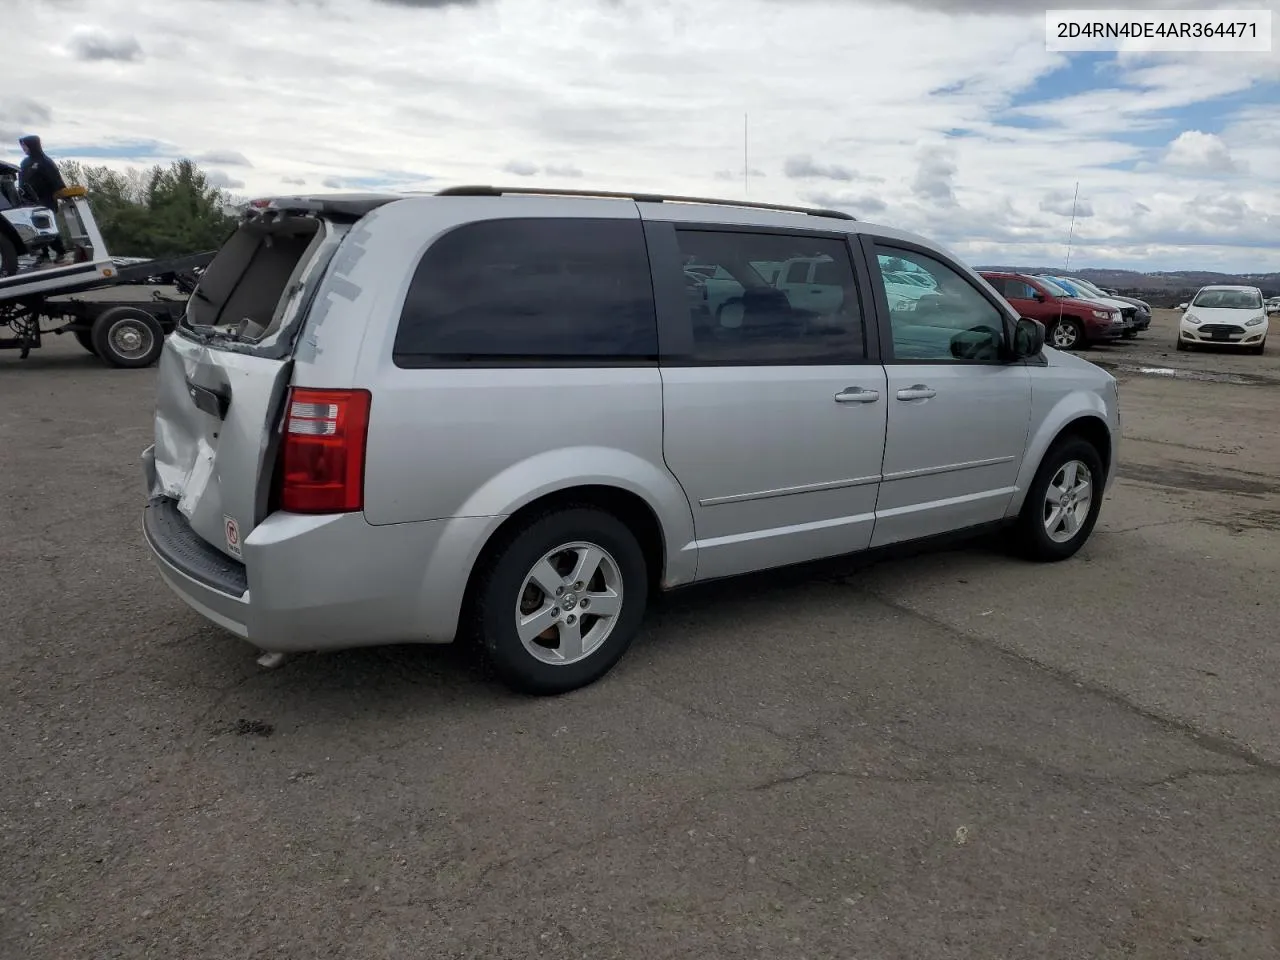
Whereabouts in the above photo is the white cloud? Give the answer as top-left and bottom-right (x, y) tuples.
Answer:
(715, 168), (766, 181)
(0, 98), (53, 141)
(1040, 189), (1094, 218)
(503, 159), (540, 177)
(804, 190), (889, 217)
(7, 0), (1279, 270)
(205, 169), (246, 190)
(783, 155), (854, 182)
(544, 163), (584, 178)
(1163, 130), (1243, 175)
(67, 28), (144, 63)
(195, 149), (253, 167)
(912, 145), (957, 206)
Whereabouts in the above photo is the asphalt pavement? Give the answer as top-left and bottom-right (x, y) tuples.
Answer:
(2, 310), (1277, 959)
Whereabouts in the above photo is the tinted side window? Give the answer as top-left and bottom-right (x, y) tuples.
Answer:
(394, 218), (657, 363)
(1004, 280), (1038, 300)
(874, 245), (1007, 363)
(674, 229), (865, 364)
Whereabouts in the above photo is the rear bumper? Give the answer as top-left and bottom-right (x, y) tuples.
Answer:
(144, 497), (251, 637)
(142, 495), (502, 652)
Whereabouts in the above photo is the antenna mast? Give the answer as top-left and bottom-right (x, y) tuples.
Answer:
(1064, 181), (1080, 270)
(744, 113), (750, 197)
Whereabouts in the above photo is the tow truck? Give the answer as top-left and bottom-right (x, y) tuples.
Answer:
(1, 163), (214, 368)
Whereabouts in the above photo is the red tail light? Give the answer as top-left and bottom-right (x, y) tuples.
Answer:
(279, 388), (371, 513)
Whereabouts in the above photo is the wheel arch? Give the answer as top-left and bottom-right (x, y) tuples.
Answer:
(446, 446), (697, 586)
(1008, 400), (1115, 517)
(1057, 415), (1113, 481)
(0, 215), (28, 255)
(466, 484), (670, 598)
(452, 482), (689, 652)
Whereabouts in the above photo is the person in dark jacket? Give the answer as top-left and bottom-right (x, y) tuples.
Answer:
(18, 135), (67, 260)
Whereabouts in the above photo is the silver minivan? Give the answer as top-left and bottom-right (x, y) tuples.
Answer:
(142, 187), (1120, 694)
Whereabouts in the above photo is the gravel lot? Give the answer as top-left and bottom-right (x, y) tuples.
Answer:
(3, 309), (1278, 959)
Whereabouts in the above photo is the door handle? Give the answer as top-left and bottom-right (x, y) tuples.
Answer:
(834, 387), (880, 404)
(896, 384), (937, 401)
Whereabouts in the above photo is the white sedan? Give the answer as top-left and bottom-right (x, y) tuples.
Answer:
(1178, 285), (1269, 354)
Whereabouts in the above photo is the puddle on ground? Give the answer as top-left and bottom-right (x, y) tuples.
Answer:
(1089, 359), (1278, 387)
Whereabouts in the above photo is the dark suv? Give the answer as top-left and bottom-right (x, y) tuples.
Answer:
(980, 271), (1125, 350)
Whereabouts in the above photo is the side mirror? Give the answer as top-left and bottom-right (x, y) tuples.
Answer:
(1033, 292), (1046, 303)
(1178, 303), (1189, 311)
(1013, 317), (1045, 358)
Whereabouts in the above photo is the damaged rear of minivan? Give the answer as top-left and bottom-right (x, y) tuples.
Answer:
(142, 194), (431, 651)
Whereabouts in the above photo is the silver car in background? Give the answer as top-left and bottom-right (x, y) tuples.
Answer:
(142, 187), (1120, 694)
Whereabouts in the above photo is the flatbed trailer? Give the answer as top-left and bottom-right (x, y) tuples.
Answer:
(0, 188), (215, 367)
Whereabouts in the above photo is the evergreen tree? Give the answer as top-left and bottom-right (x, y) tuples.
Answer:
(60, 159), (237, 258)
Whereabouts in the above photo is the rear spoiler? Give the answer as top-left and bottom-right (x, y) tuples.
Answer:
(243, 193), (402, 223)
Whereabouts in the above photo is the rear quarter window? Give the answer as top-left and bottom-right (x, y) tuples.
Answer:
(393, 217), (658, 365)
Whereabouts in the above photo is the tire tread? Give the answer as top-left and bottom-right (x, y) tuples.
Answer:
(1013, 437), (1106, 563)
(471, 506), (649, 695)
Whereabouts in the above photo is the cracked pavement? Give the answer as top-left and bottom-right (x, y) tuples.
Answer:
(3, 315), (1279, 959)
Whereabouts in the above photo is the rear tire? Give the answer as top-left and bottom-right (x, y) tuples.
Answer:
(473, 507), (649, 695)
(73, 329), (97, 356)
(91, 306), (164, 368)
(0, 234), (17, 278)
(1013, 437), (1105, 562)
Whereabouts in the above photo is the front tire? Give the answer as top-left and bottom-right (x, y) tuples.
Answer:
(0, 234), (17, 278)
(1175, 337), (1188, 351)
(1249, 338), (1266, 355)
(1013, 437), (1105, 562)
(1049, 318), (1085, 351)
(91, 306), (164, 368)
(474, 507), (649, 695)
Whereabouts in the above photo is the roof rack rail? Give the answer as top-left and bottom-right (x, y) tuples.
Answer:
(434, 185), (856, 221)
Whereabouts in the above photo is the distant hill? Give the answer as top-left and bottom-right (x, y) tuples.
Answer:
(974, 267), (1280, 307)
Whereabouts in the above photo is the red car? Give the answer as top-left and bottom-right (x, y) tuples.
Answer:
(979, 271), (1125, 350)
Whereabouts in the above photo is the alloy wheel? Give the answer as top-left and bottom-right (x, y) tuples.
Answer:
(1044, 460), (1093, 543)
(1051, 322), (1079, 349)
(515, 541), (624, 666)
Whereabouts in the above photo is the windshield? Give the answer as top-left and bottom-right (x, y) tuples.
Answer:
(1037, 277), (1072, 297)
(1050, 278), (1084, 297)
(1192, 288), (1263, 310)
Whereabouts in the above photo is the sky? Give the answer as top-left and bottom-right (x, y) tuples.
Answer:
(2, 0), (1278, 271)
